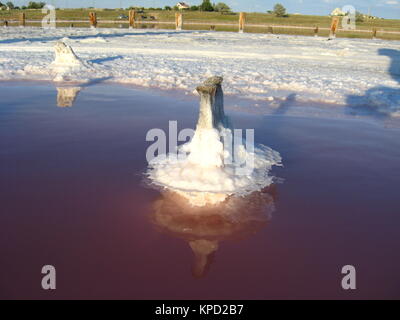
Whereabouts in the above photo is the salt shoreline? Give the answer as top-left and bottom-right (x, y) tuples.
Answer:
(0, 27), (399, 117)
(1, 79), (399, 128)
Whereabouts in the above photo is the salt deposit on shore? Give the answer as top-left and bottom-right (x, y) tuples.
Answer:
(0, 27), (399, 116)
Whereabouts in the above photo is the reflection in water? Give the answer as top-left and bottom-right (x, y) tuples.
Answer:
(56, 86), (81, 107)
(150, 186), (277, 278)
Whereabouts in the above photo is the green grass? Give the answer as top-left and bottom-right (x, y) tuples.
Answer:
(1, 9), (399, 40)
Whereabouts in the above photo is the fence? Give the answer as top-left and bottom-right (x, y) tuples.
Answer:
(2, 13), (400, 40)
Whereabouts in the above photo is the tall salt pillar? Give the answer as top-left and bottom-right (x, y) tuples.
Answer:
(195, 76), (225, 131)
(188, 76), (228, 169)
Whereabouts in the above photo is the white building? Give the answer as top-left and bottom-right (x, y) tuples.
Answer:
(176, 2), (190, 10)
(331, 8), (345, 16)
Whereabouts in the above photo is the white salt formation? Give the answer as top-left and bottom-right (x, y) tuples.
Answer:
(50, 41), (92, 82)
(147, 77), (282, 207)
(53, 41), (82, 66)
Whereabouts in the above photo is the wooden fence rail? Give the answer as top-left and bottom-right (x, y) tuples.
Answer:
(1, 15), (399, 39)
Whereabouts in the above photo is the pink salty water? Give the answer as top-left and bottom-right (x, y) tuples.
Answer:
(0, 82), (399, 300)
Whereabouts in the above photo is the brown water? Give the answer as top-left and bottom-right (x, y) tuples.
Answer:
(0, 82), (399, 300)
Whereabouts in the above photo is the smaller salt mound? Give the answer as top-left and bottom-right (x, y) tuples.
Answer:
(50, 41), (93, 82)
(147, 76), (282, 207)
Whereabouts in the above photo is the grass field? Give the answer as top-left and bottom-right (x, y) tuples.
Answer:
(1, 9), (400, 40)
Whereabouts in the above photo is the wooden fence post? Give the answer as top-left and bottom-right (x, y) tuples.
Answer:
(372, 28), (377, 39)
(239, 12), (246, 33)
(19, 13), (25, 27)
(175, 12), (182, 31)
(3, 20), (8, 27)
(129, 10), (136, 28)
(314, 25), (319, 37)
(329, 17), (339, 39)
(89, 12), (97, 28)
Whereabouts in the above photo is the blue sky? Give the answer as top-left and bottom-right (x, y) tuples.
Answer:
(10, 0), (400, 19)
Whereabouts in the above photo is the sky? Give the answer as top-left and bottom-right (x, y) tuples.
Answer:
(9, 0), (400, 19)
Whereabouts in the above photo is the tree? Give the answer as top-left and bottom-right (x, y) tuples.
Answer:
(355, 11), (364, 23)
(200, 0), (214, 12)
(27, 1), (46, 9)
(273, 3), (287, 17)
(190, 5), (199, 11)
(6, 1), (14, 9)
(164, 6), (172, 10)
(214, 2), (231, 13)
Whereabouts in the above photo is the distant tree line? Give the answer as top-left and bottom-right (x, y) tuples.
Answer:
(1, 1), (231, 13)
(0, 1), (46, 9)
(0, 1), (17, 9)
(26, 1), (46, 9)
(181, 1), (232, 13)
(128, 1), (232, 13)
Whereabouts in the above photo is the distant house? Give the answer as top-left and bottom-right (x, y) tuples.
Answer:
(362, 14), (379, 20)
(331, 7), (379, 20)
(331, 8), (345, 16)
(176, 2), (190, 10)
